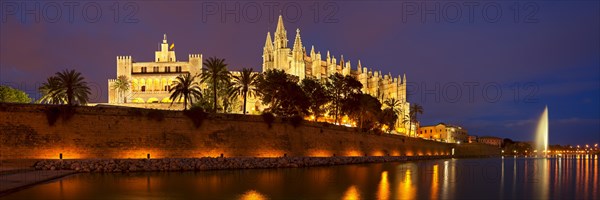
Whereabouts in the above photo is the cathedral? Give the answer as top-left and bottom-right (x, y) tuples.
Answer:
(262, 15), (412, 134)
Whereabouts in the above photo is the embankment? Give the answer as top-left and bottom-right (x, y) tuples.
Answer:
(0, 103), (500, 160)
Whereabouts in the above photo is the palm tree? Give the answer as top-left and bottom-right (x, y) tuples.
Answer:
(39, 69), (91, 106)
(384, 98), (402, 113)
(409, 103), (424, 137)
(38, 76), (66, 104)
(169, 73), (202, 110)
(228, 68), (259, 115)
(201, 57), (231, 113)
(112, 75), (130, 103)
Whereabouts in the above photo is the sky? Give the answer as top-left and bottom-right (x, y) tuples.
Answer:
(1, 1), (598, 145)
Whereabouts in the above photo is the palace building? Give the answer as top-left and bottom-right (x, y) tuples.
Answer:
(108, 34), (260, 111)
(108, 15), (413, 135)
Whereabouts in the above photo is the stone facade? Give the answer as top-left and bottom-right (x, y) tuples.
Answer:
(108, 35), (259, 113)
(262, 15), (411, 134)
(108, 34), (202, 105)
(0, 104), (471, 160)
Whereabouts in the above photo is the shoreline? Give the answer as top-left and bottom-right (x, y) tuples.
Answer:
(1, 155), (493, 196)
(32, 155), (495, 173)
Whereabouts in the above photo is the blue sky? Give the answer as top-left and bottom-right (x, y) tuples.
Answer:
(1, 1), (598, 145)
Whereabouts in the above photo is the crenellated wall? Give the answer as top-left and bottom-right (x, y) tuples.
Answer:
(0, 104), (499, 160)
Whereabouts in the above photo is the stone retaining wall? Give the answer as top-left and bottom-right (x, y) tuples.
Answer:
(34, 156), (461, 172)
(0, 103), (500, 160)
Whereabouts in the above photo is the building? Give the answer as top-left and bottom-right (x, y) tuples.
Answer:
(418, 123), (468, 143)
(478, 136), (503, 147)
(262, 15), (411, 134)
(107, 34), (259, 112)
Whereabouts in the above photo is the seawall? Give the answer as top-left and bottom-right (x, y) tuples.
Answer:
(0, 103), (500, 160)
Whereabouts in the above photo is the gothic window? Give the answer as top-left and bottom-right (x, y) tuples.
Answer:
(141, 67), (147, 73)
(165, 66), (171, 72)
(176, 66), (182, 72)
(141, 86), (146, 92)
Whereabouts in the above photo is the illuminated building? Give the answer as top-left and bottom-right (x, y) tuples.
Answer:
(263, 15), (411, 134)
(418, 123), (468, 143)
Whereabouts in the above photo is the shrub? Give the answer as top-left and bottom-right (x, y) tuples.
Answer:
(184, 106), (207, 128)
(146, 110), (165, 121)
(261, 112), (275, 128)
(289, 115), (303, 128)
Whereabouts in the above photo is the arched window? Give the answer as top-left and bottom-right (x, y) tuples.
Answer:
(141, 86), (146, 92)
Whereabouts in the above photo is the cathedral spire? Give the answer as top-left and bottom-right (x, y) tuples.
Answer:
(275, 15), (285, 35)
(264, 32), (273, 51)
(293, 28), (303, 52)
(274, 15), (288, 49)
(403, 73), (407, 84)
(310, 45), (315, 55)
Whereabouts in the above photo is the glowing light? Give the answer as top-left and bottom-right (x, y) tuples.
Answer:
(398, 169), (416, 199)
(346, 150), (362, 157)
(342, 185), (361, 200)
(376, 171), (390, 200)
(239, 190), (268, 200)
(431, 164), (439, 199)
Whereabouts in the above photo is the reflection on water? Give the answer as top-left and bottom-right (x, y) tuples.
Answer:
(430, 164), (438, 200)
(342, 185), (360, 200)
(376, 171), (389, 200)
(3, 156), (598, 200)
(239, 190), (268, 200)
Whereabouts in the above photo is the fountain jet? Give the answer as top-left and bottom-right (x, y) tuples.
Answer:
(534, 106), (549, 155)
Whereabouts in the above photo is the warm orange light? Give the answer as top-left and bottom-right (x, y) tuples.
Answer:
(376, 171), (390, 200)
(239, 190), (268, 200)
(254, 150), (286, 158)
(345, 150), (362, 157)
(342, 185), (361, 200)
(372, 151), (385, 157)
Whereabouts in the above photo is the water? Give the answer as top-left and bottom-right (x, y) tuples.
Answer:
(4, 156), (598, 199)
(535, 106), (549, 154)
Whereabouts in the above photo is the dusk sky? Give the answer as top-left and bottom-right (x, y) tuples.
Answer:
(1, 1), (598, 145)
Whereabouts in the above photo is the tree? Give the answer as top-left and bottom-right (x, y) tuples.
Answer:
(384, 98), (402, 114)
(326, 73), (362, 124)
(201, 57), (231, 113)
(169, 73), (203, 110)
(39, 69), (91, 106)
(344, 93), (382, 129)
(256, 69), (309, 117)
(228, 68), (259, 115)
(409, 103), (424, 137)
(38, 76), (65, 104)
(112, 75), (130, 103)
(384, 98), (402, 128)
(300, 78), (330, 121)
(0, 85), (31, 103)
(379, 108), (398, 133)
